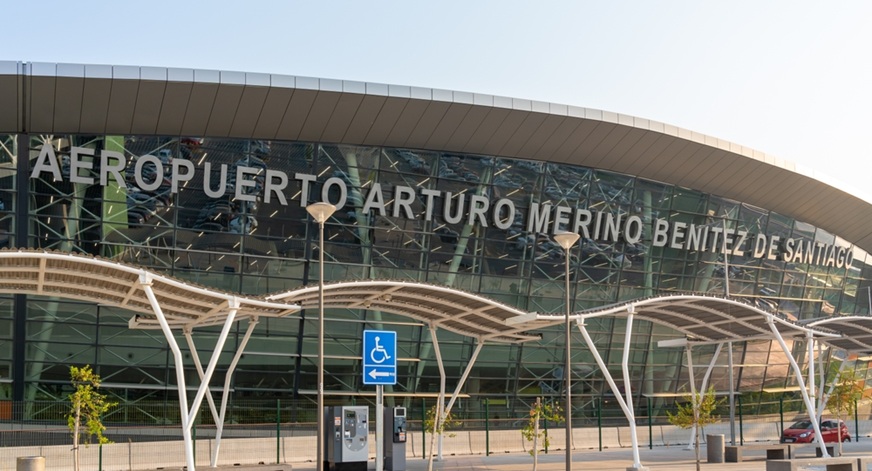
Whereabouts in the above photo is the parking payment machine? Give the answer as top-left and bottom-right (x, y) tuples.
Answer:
(325, 406), (369, 471)
(383, 406), (406, 470)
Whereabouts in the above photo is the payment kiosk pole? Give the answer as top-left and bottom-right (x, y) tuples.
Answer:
(363, 330), (398, 471)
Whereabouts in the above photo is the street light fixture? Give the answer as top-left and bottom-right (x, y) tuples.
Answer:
(307, 202), (336, 471)
(553, 231), (580, 471)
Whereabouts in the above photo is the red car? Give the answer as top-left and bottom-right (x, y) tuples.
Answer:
(780, 419), (851, 443)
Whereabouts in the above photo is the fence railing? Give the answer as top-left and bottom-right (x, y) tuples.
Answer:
(3, 398), (869, 470)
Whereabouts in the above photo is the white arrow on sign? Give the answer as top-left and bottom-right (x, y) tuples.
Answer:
(368, 370), (394, 379)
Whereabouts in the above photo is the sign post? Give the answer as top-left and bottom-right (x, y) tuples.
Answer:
(363, 330), (397, 471)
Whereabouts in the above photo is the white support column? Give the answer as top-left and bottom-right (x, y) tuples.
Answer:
(819, 359), (849, 424)
(185, 300), (239, 430)
(816, 341), (827, 421)
(444, 341), (484, 416)
(184, 331), (221, 427)
(728, 342), (736, 445)
(141, 274), (196, 471)
(767, 318), (829, 457)
(621, 311), (644, 469)
(688, 343), (723, 448)
(579, 314), (646, 470)
(808, 331), (817, 421)
(684, 344), (697, 451)
(213, 317), (259, 467)
(427, 324), (446, 471)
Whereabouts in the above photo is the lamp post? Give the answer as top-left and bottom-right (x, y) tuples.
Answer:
(553, 231), (580, 471)
(307, 202), (336, 471)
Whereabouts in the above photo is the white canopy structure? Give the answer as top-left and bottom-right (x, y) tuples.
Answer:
(510, 295), (846, 469)
(1, 250), (869, 470)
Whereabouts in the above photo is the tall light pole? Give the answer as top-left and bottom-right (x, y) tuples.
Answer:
(307, 202), (336, 471)
(554, 231), (580, 471)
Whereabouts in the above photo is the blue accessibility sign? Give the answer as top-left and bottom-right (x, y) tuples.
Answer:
(363, 330), (397, 385)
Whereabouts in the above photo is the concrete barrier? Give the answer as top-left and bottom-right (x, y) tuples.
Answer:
(16, 456), (45, 471)
(706, 434), (724, 463)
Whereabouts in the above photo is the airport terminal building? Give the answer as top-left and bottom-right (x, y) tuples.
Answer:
(0, 61), (871, 425)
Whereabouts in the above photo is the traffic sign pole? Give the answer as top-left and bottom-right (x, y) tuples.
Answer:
(376, 384), (384, 471)
(363, 330), (395, 471)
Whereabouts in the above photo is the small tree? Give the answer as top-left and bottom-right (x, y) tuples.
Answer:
(521, 397), (564, 471)
(423, 404), (461, 471)
(67, 365), (116, 471)
(826, 368), (864, 456)
(667, 387), (722, 471)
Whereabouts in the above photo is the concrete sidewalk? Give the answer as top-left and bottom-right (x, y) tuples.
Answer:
(287, 441), (872, 471)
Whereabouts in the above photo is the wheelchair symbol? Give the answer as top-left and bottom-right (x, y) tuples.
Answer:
(370, 336), (391, 364)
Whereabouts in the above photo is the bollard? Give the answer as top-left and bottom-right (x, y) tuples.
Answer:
(706, 434), (725, 463)
(17, 456), (45, 471)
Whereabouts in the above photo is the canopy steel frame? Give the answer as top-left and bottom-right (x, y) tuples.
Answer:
(5, 253), (872, 469)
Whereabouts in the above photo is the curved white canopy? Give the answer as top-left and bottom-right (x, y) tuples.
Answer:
(510, 294), (841, 343)
(266, 279), (541, 343)
(0, 249), (300, 330)
(806, 316), (872, 354)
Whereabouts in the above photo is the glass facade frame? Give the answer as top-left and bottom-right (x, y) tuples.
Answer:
(4, 132), (871, 419)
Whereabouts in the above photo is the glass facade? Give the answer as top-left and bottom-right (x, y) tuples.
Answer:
(5, 133), (872, 418)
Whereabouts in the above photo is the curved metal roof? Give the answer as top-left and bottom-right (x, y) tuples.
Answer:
(0, 249), (301, 330)
(0, 251), (864, 350)
(0, 250), (538, 342)
(266, 280), (540, 343)
(806, 316), (872, 354)
(1, 61), (871, 254)
(510, 294), (841, 344)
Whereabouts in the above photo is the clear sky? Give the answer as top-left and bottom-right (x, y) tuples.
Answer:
(7, 1), (871, 198)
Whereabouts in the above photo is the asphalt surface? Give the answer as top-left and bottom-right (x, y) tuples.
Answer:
(283, 440), (872, 471)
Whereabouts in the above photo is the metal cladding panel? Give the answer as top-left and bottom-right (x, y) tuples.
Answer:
(342, 94), (387, 145)
(592, 127), (648, 171)
(364, 95), (409, 145)
(553, 119), (599, 161)
(251, 87), (295, 139)
(530, 118), (586, 161)
(384, 99), (429, 147)
(27, 76), (56, 132)
(445, 105), (491, 151)
(155, 81), (194, 135)
(585, 126), (638, 170)
(320, 93), (364, 144)
(755, 173), (808, 210)
(424, 103), (471, 150)
(720, 159), (774, 196)
(570, 121), (618, 164)
(228, 85), (269, 138)
(638, 138), (693, 181)
(274, 88), (318, 141)
(131, 80), (167, 135)
(458, 107), (511, 154)
(0, 75), (20, 132)
(614, 130), (668, 173)
(790, 187), (846, 226)
(498, 112), (548, 158)
(53, 77), (86, 133)
(298, 91), (341, 142)
(404, 101), (450, 148)
(204, 83), (246, 137)
(643, 139), (700, 183)
(480, 110), (529, 157)
(104, 79), (139, 135)
(518, 114), (567, 157)
(674, 145), (721, 186)
(79, 77), (112, 133)
(179, 82), (219, 137)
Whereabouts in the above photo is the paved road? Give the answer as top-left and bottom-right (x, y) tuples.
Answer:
(282, 440), (872, 470)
